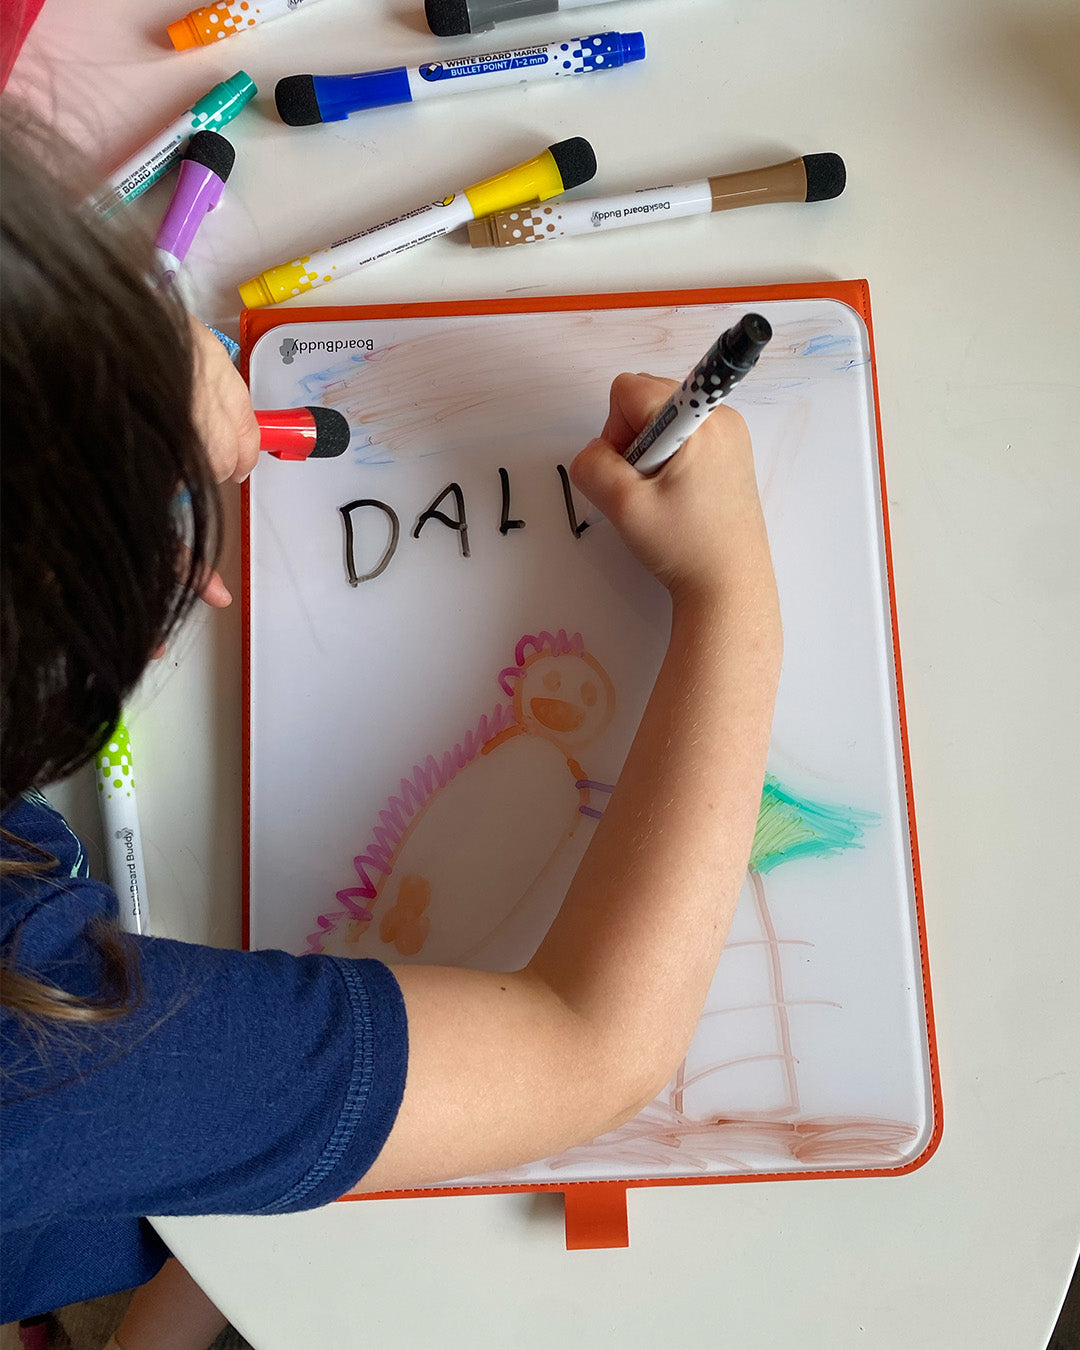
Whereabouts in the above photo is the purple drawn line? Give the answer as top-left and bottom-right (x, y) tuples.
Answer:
(576, 779), (615, 793)
(578, 805), (604, 819)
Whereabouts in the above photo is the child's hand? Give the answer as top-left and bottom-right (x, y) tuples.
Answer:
(570, 372), (773, 610)
(184, 318), (261, 611)
(189, 317), (261, 487)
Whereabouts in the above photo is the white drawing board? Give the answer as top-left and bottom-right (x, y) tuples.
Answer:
(244, 288), (938, 1187)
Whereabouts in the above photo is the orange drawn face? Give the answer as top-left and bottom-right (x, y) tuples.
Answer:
(515, 652), (616, 753)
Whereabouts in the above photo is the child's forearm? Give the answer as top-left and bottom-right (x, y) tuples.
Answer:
(360, 581), (781, 1192)
(360, 391), (782, 1191)
(527, 580), (782, 1110)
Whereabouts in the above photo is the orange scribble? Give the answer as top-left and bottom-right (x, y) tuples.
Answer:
(379, 875), (431, 956)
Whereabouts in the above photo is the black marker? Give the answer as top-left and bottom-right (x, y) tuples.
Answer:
(624, 314), (773, 475)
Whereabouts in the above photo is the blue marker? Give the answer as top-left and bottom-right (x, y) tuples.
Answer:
(274, 31), (645, 125)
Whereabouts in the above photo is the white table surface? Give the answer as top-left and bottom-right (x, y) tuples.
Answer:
(14, 0), (1080, 1346)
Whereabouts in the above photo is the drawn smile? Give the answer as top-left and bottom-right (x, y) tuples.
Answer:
(529, 697), (586, 733)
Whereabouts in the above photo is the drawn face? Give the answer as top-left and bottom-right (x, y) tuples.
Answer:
(515, 652), (616, 753)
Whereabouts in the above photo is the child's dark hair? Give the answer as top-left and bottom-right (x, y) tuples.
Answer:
(0, 105), (221, 808)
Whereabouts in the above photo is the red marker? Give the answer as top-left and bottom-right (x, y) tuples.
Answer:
(256, 406), (350, 460)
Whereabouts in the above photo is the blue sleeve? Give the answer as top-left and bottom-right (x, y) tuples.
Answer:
(2, 884), (408, 1224)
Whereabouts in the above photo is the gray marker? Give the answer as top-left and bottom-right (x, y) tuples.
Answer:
(426, 0), (630, 37)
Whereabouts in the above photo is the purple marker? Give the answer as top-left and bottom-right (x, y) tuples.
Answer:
(154, 130), (236, 287)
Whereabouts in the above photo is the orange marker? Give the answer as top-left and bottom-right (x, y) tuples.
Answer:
(168, 0), (325, 51)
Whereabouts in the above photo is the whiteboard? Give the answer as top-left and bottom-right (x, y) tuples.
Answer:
(245, 292), (937, 1185)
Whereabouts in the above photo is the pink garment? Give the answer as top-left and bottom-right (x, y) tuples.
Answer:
(1, 0), (46, 89)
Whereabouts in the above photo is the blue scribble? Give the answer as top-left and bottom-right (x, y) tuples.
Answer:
(296, 353), (369, 399)
(803, 333), (852, 356)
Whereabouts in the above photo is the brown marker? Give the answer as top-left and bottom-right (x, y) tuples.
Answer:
(467, 152), (845, 249)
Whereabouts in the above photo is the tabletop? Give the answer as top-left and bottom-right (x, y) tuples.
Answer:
(14, 0), (1080, 1346)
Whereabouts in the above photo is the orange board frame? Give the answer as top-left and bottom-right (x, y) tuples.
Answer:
(240, 279), (941, 1250)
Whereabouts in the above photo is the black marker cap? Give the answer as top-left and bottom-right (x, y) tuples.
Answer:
(426, 0), (556, 35)
(425, 0), (472, 35)
(308, 406), (351, 458)
(721, 314), (773, 370)
(183, 129), (236, 181)
(275, 74), (322, 126)
(803, 152), (847, 202)
(548, 136), (598, 192)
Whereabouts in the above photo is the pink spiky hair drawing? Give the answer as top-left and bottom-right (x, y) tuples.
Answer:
(498, 628), (586, 697)
(306, 630), (587, 954)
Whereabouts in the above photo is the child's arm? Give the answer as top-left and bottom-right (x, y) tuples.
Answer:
(355, 373), (782, 1191)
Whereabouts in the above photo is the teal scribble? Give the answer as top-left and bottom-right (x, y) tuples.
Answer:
(751, 774), (877, 874)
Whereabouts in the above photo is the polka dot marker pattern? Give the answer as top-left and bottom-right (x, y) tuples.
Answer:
(623, 315), (774, 476)
(94, 719), (149, 934)
(168, 0), (325, 50)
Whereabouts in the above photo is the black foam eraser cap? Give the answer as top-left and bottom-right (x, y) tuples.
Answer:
(308, 406), (351, 459)
(425, 0), (472, 36)
(803, 152), (846, 202)
(183, 130), (236, 181)
(275, 75), (322, 127)
(547, 137), (597, 192)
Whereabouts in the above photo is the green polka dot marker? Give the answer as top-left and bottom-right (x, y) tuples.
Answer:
(93, 717), (149, 934)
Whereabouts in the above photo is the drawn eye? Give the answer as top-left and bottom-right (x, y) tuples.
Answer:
(581, 681), (597, 707)
(542, 670), (561, 693)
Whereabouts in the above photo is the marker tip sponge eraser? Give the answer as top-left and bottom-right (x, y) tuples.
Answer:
(549, 137), (598, 192)
(183, 130), (236, 181)
(424, 0), (472, 37)
(803, 153), (847, 202)
(309, 406), (351, 458)
(275, 75), (322, 127)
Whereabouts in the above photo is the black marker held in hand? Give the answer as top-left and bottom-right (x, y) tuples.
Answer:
(624, 315), (773, 475)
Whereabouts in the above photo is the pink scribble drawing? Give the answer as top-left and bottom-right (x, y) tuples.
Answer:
(306, 630), (617, 964)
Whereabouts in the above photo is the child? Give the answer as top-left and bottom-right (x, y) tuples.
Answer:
(0, 110), (781, 1347)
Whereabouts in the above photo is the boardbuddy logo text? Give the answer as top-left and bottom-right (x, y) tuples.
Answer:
(280, 336), (375, 364)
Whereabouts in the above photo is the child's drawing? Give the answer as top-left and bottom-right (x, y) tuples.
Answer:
(250, 298), (934, 1179)
(306, 630), (617, 965)
(671, 777), (877, 1122)
(306, 617), (901, 1167)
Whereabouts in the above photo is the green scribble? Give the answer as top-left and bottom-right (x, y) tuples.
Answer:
(751, 774), (877, 874)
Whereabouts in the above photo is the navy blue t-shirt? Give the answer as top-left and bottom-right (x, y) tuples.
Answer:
(0, 791), (409, 1323)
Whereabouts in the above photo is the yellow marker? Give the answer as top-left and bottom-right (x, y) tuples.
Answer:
(238, 137), (596, 309)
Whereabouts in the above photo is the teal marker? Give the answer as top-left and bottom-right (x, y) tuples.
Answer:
(94, 718), (149, 934)
(91, 71), (256, 217)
